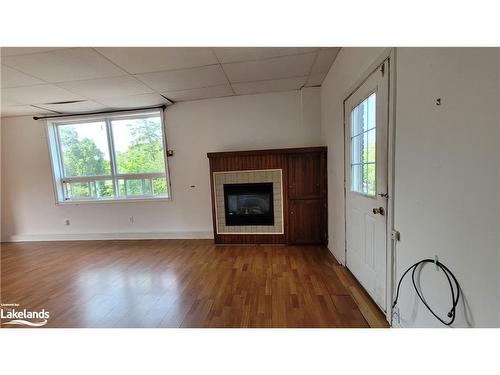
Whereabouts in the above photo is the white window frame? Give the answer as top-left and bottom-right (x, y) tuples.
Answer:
(46, 108), (172, 204)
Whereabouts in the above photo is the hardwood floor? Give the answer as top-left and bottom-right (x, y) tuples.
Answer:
(0, 240), (388, 328)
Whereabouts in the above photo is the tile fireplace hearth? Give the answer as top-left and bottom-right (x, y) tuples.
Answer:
(214, 169), (283, 234)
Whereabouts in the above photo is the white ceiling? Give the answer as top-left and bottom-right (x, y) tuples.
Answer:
(0, 47), (340, 117)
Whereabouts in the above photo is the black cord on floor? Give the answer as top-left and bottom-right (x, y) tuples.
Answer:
(392, 259), (460, 326)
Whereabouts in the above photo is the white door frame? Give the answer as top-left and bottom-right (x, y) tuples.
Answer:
(342, 48), (397, 324)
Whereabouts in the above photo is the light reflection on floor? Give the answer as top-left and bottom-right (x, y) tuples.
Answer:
(77, 269), (180, 327)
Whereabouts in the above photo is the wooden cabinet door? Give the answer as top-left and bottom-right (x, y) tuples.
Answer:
(289, 199), (323, 244)
(288, 152), (322, 199)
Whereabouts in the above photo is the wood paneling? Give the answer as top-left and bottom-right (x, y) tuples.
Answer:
(0, 240), (388, 328)
(207, 146), (327, 159)
(207, 147), (327, 245)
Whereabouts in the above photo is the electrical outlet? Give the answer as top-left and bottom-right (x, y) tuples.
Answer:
(64, 219), (70, 226)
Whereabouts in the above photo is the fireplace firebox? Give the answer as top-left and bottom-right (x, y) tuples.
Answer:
(223, 183), (274, 226)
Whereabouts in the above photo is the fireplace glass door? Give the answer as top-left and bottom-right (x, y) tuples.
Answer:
(223, 183), (274, 226)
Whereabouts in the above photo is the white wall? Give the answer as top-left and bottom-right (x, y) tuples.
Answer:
(1, 89), (322, 241)
(321, 47), (500, 327)
(498, 49), (500, 320)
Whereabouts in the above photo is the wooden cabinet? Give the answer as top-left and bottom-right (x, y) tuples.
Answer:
(289, 199), (324, 244)
(288, 150), (327, 245)
(288, 152), (322, 199)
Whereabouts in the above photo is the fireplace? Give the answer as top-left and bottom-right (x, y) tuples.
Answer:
(208, 147), (326, 244)
(223, 182), (274, 226)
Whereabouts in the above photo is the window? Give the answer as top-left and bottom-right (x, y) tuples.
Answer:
(350, 93), (376, 196)
(47, 109), (170, 203)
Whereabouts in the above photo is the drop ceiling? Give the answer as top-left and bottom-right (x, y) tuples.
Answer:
(0, 47), (340, 118)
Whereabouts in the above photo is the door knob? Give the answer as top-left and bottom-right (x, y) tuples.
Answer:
(372, 207), (385, 216)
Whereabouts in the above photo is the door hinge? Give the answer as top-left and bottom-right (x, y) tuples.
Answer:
(391, 229), (400, 242)
(380, 63), (385, 77)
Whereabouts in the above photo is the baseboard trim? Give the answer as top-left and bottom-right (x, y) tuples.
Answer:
(1, 231), (214, 242)
(326, 245), (346, 266)
(391, 320), (402, 328)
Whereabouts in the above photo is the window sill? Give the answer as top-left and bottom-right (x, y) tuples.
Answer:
(55, 197), (172, 206)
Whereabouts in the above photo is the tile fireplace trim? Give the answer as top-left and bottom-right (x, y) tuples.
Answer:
(213, 169), (284, 235)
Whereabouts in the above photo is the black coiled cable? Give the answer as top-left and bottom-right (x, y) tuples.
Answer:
(392, 259), (460, 326)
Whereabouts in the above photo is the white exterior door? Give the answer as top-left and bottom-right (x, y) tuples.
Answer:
(345, 60), (389, 311)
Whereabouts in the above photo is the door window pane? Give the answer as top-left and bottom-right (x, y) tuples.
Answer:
(352, 135), (361, 164)
(366, 128), (376, 163)
(351, 164), (362, 193)
(363, 163), (376, 195)
(59, 122), (111, 177)
(350, 93), (376, 196)
(112, 116), (166, 174)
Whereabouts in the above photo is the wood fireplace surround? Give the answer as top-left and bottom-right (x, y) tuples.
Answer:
(207, 147), (327, 245)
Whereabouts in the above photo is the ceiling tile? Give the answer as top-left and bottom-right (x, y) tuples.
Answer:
(36, 100), (109, 113)
(213, 47), (318, 63)
(233, 76), (307, 95)
(2, 84), (85, 105)
(95, 47), (219, 74)
(0, 105), (55, 117)
(1, 47), (68, 56)
(1, 65), (45, 88)
(136, 65), (228, 92)
(305, 72), (328, 87)
(58, 76), (153, 99)
(223, 53), (316, 83)
(161, 84), (233, 102)
(311, 47), (340, 74)
(97, 93), (172, 108)
(2, 48), (126, 82)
